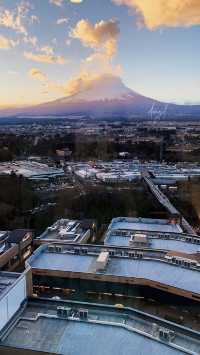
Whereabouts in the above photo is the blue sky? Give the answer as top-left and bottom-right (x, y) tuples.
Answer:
(0, 0), (200, 106)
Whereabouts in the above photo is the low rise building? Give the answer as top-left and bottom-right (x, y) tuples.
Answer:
(0, 160), (64, 181)
(0, 228), (199, 354)
(0, 297), (199, 354)
(104, 217), (200, 254)
(27, 243), (200, 302)
(106, 217), (183, 234)
(70, 160), (200, 185)
(0, 271), (27, 333)
(0, 229), (33, 271)
(35, 219), (96, 246)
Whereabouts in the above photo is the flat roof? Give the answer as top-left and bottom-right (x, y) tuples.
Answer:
(105, 235), (130, 247)
(0, 272), (21, 300)
(151, 239), (200, 254)
(30, 249), (200, 295)
(1, 298), (200, 354)
(0, 161), (64, 179)
(37, 219), (89, 243)
(109, 218), (183, 234)
(105, 235), (200, 254)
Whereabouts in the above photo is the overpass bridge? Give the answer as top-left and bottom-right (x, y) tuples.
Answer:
(142, 170), (197, 236)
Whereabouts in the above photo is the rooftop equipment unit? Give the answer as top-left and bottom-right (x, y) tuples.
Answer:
(162, 234), (170, 239)
(57, 306), (71, 318)
(109, 250), (115, 256)
(159, 328), (175, 342)
(136, 252), (143, 259)
(194, 238), (200, 244)
(48, 245), (56, 253)
(115, 230), (127, 236)
(170, 256), (197, 268)
(79, 309), (88, 319)
(152, 323), (158, 337)
(129, 233), (149, 247)
(56, 245), (63, 253)
(95, 251), (109, 272)
(128, 252), (135, 258)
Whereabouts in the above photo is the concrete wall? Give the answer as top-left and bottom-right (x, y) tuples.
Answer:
(0, 346), (54, 354)
(0, 275), (26, 332)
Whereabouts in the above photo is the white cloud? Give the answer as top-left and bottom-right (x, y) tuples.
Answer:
(29, 68), (47, 81)
(0, 2), (30, 35)
(71, 19), (120, 58)
(65, 38), (71, 46)
(8, 70), (19, 75)
(23, 35), (38, 47)
(50, 18), (122, 98)
(49, 0), (63, 6)
(57, 18), (68, 25)
(38, 44), (122, 98)
(24, 50), (67, 64)
(50, 0), (83, 5)
(112, 0), (200, 29)
(40, 45), (54, 55)
(30, 15), (39, 24)
(0, 35), (17, 49)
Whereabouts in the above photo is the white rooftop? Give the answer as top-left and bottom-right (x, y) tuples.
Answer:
(0, 161), (64, 179)
(109, 217), (183, 234)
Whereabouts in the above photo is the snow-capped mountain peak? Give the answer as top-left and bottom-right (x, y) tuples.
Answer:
(1, 74), (200, 118)
(63, 74), (135, 102)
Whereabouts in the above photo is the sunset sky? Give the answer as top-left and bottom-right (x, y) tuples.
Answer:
(1, 0), (200, 107)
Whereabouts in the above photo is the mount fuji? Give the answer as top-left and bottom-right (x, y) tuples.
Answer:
(1, 74), (200, 119)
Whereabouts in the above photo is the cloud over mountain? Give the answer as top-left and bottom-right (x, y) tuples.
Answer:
(71, 19), (120, 58)
(4, 73), (200, 119)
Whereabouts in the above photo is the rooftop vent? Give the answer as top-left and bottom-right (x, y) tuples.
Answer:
(57, 306), (71, 318)
(169, 256), (198, 268)
(128, 252), (143, 259)
(48, 245), (56, 253)
(159, 328), (175, 342)
(78, 308), (88, 320)
(55, 245), (63, 253)
(115, 230), (127, 236)
(128, 252), (135, 258)
(95, 251), (109, 272)
(109, 250), (115, 256)
(129, 233), (149, 247)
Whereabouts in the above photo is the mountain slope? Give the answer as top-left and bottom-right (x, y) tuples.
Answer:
(1, 74), (200, 118)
